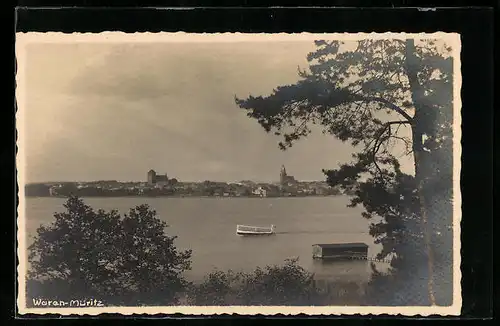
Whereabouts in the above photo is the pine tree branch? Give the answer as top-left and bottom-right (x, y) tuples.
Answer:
(362, 96), (414, 122)
(371, 121), (412, 175)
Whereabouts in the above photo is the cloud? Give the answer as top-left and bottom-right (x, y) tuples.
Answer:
(22, 40), (413, 183)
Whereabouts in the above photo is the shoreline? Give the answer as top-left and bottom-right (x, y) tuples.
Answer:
(24, 194), (343, 199)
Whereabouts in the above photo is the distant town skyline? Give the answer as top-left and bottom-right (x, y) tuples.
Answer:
(20, 38), (414, 183)
(26, 164), (329, 185)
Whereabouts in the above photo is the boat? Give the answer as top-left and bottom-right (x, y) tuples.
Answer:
(236, 224), (276, 236)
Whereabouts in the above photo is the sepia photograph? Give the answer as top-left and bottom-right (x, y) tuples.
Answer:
(16, 32), (462, 316)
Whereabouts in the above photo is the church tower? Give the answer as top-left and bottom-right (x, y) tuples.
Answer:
(147, 169), (157, 185)
(280, 165), (287, 185)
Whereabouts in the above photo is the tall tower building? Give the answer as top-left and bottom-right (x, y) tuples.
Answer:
(280, 165), (287, 185)
(147, 169), (157, 185)
(280, 164), (296, 186)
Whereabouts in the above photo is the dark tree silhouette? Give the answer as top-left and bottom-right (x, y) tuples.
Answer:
(236, 39), (454, 305)
(235, 258), (317, 306)
(187, 258), (368, 306)
(188, 259), (329, 306)
(27, 196), (192, 306)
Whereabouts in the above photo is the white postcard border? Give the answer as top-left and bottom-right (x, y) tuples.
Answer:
(15, 32), (462, 316)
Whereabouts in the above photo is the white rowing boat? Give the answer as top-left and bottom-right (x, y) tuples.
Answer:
(236, 224), (276, 236)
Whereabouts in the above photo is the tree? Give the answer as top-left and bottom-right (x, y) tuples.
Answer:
(25, 183), (51, 197)
(235, 258), (317, 306)
(235, 38), (454, 305)
(187, 270), (237, 305)
(27, 196), (192, 306)
(187, 259), (322, 306)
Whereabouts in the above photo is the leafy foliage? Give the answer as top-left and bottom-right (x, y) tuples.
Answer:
(187, 259), (316, 305)
(235, 258), (317, 306)
(27, 196), (192, 306)
(187, 259), (364, 306)
(187, 270), (239, 306)
(236, 39), (454, 305)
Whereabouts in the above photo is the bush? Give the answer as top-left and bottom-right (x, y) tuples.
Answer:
(27, 196), (192, 306)
(235, 258), (317, 305)
(188, 259), (327, 306)
(187, 270), (237, 306)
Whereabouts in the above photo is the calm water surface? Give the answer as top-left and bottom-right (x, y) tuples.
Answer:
(24, 196), (387, 283)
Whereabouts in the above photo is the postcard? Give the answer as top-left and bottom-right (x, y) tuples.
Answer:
(16, 32), (462, 316)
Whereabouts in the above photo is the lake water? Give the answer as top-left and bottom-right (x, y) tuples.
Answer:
(23, 196), (388, 283)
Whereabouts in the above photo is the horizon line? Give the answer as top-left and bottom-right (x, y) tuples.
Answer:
(25, 178), (329, 185)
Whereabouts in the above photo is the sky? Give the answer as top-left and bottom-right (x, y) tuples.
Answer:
(21, 38), (414, 183)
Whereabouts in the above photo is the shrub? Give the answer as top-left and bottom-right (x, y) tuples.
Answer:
(188, 259), (324, 306)
(187, 270), (238, 306)
(235, 258), (317, 305)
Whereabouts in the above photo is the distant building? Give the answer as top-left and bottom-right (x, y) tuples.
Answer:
(280, 165), (297, 186)
(314, 187), (326, 195)
(147, 170), (156, 184)
(147, 169), (169, 187)
(252, 186), (267, 197)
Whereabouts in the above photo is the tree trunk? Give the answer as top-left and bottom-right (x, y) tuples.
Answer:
(405, 39), (437, 306)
